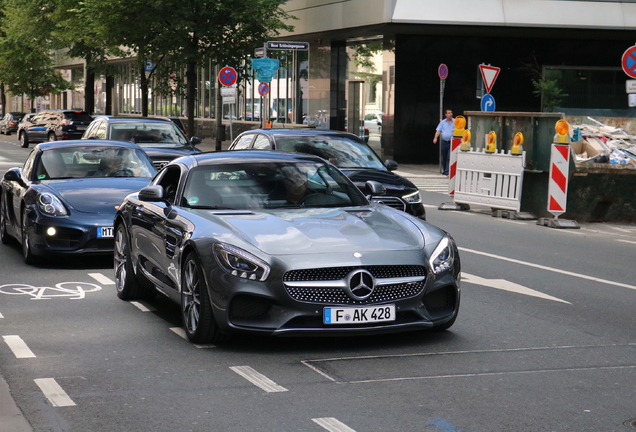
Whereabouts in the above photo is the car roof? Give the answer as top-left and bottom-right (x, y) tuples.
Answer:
(172, 150), (328, 168)
(36, 139), (144, 151)
(92, 116), (172, 123)
(239, 129), (361, 139)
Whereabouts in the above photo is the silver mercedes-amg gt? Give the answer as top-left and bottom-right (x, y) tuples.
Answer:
(114, 150), (461, 344)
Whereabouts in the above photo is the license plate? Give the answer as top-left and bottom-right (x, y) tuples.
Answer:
(97, 227), (113, 238)
(76, 126), (86, 130)
(324, 304), (395, 324)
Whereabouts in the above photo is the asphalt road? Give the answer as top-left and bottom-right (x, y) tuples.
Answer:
(1, 136), (635, 432)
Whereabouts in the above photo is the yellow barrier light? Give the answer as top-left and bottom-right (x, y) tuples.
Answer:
(460, 129), (472, 151)
(554, 120), (570, 144)
(512, 132), (523, 155)
(485, 131), (497, 153)
(454, 115), (466, 130)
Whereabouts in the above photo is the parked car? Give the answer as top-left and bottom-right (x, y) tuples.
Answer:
(113, 150), (460, 343)
(229, 129), (426, 219)
(0, 112), (26, 135)
(18, 109), (94, 148)
(82, 116), (202, 170)
(0, 140), (156, 264)
(364, 112), (383, 134)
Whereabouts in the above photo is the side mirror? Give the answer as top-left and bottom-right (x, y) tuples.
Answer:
(384, 159), (398, 171)
(138, 185), (164, 202)
(365, 180), (386, 196)
(4, 168), (23, 183)
(190, 136), (202, 145)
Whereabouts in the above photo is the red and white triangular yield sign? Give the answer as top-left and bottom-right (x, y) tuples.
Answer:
(479, 64), (501, 93)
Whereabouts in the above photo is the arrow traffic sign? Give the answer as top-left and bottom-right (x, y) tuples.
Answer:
(479, 64), (500, 94)
(621, 45), (636, 79)
(481, 93), (496, 112)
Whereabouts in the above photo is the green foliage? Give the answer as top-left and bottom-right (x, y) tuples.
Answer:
(352, 42), (383, 72)
(532, 79), (568, 112)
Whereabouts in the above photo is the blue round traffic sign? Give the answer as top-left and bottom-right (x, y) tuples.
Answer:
(438, 63), (448, 80)
(622, 45), (636, 79)
(481, 93), (496, 112)
(219, 66), (238, 86)
(258, 82), (269, 96)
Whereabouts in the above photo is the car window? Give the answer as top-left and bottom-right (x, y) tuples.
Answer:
(181, 161), (366, 210)
(156, 165), (182, 204)
(35, 146), (155, 180)
(64, 111), (94, 122)
(274, 135), (385, 169)
(253, 135), (271, 150)
(232, 134), (255, 149)
(109, 122), (188, 146)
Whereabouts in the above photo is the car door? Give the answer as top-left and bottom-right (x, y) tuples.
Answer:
(24, 113), (45, 141)
(129, 165), (185, 292)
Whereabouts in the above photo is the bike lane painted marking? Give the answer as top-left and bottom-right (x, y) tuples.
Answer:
(3, 335), (36, 358)
(88, 273), (114, 285)
(229, 366), (288, 393)
(33, 378), (76, 407)
(0, 282), (102, 300)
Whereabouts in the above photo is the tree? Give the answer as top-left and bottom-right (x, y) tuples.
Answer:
(532, 79), (568, 113)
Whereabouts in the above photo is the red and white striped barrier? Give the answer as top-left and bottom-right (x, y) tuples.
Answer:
(547, 144), (570, 217)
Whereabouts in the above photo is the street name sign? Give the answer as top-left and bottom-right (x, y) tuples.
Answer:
(266, 41), (309, 51)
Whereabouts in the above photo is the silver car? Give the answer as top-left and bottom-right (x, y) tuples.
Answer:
(114, 150), (461, 344)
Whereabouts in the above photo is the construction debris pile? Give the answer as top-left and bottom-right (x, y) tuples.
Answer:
(570, 117), (636, 166)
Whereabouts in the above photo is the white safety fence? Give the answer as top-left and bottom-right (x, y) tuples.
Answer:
(453, 149), (526, 211)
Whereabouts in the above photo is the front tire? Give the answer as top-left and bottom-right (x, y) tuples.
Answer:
(19, 132), (29, 148)
(181, 252), (227, 344)
(114, 224), (143, 300)
(21, 207), (36, 264)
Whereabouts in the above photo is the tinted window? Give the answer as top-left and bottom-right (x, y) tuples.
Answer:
(64, 111), (94, 122)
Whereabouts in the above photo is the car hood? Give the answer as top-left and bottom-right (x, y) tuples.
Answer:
(192, 206), (426, 255)
(340, 168), (418, 195)
(43, 178), (151, 213)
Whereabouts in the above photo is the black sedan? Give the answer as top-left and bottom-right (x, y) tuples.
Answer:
(229, 129), (426, 220)
(114, 151), (460, 344)
(0, 140), (156, 264)
(82, 116), (202, 170)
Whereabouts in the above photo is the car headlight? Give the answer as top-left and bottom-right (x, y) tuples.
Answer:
(214, 243), (270, 281)
(402, 190), (422, 204)
(38, 193), (68, 216)
(429, 236), (454, 274)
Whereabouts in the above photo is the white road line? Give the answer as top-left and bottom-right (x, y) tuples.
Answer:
(130, 301), (156, 312)
(462, 273), (570, 304)
(88, 273), (114, 285)
(33, 378), (76, 407)
(312, 417), (357, 432)
(3, 335), (36, 358)
(168, 327), (215, 349)
(459, 247), (636, 291)
(229, 366), (288, 393)
(617, 239), (636, 245)
(0, 312), (4, 318)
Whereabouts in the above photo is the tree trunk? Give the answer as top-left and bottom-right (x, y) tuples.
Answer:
(186, 60), (196, 138)
(140, 67), (148, 117)
(85, 68), (95, 114)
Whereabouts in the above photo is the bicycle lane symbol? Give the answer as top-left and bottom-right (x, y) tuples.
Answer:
(0, 282), (102, 300)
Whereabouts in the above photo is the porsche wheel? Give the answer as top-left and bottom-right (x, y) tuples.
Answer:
(114, 224), (143, 300)
(1, 197), (12, 244)
(21, 208), (36, 264)
(47, 132), (57, 142)
(181, 252), (227, 344)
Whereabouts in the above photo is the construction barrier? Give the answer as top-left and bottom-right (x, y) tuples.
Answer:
(448, 116), (466, 196)
(453, 149), (526, 211)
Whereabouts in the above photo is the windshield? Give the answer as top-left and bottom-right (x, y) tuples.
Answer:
(181, 160), (368, 210)
(109, 122), (189, 147)
(275, 135), (385, 170)
(36, 146), (156, 180)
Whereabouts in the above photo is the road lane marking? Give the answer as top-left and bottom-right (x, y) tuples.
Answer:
(168, 327), (215, 349)
(88, 273), (114, 285)
(130, 301), (156, 312)
(459, 247), (636, 291)
(312, 417), (356, 432)
(462, 273), (570, 304)
(617, 239), (636, 245)
(3, 335), (36, 358)
(0, 312), (4, 318)
(33, 378), (76, 407)
(229, 366), (288, 393)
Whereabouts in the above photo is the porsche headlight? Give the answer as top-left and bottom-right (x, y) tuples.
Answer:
(402, 190), (422, 204)
(429, 236), (454, 274)
(214, 243), (270, 281)
(38, 193), (68, 216)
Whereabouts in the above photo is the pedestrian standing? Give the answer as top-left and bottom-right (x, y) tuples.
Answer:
(433, 109), (454, 176)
